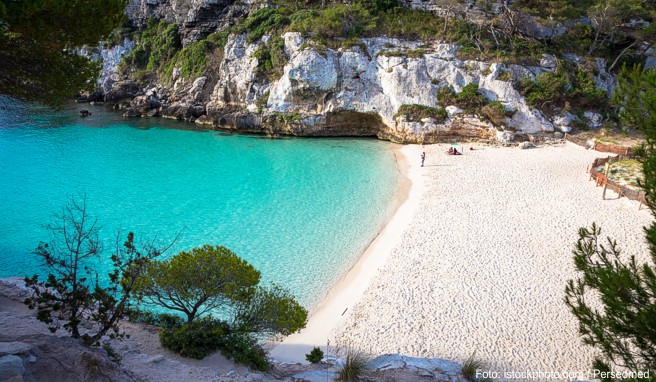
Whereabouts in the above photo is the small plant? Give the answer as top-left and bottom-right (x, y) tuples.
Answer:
(337, 347), (369, 381)
(305, 346), (324, 363)
(437, 83), (487, 112)
(481, 101), (514, 125)
(461, 352), (485, 382)
(496, 70), (512, 82)
(102, 341), (122, 365)
(394, 104), (448, 123)
(218, 332), (271, 372)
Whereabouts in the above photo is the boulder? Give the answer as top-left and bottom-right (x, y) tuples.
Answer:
(519, 141), (534, 149)
(0, 355), (24, 382)
(0, 342), (31, 356)
(161, 102), (205, 121)
(445, 106), (463, 118)
(583, 111), (603, 129)
(189, 77), (207, 95)
(552, 112), (578, 133)
(104, 80), (139, 104)
(496, 130), (515, 143)
(123, 109), (141, 118)
(292, 370), (339, 381)
(539, 54), (558, 70)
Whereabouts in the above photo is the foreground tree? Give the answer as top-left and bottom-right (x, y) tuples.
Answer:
(24, 196), (172, 345)
(565, 65), (656, 371)
(233, 283), (308, 336)
(0, 0), (126, 106)
(132, 245), (262, 324)
(133, 244), (308, 334)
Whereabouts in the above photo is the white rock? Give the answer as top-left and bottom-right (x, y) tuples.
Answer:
(496, 130), (515, 143)
(552, 112), (578, 133)
(583, 111), (603, 128)
(445, 106), (463, 118)
(540, 54), (558, 70)
(207, 33), (558, 139)
(189, 76), (207, 95)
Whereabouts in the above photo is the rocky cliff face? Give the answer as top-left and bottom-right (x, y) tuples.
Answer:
(127, 0), (260, 45)
(196, 32), (559, 143)
(107, 31), (613, 143)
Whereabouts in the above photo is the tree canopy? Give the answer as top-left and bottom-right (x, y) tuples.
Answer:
(133, 245), (262, 323)
(0, 0), (127, 106)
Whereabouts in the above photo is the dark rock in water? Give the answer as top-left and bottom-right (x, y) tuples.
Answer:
(88, 90), (105, 103)
(105, 80), (139, 104)
(145, 108), (161, 118)
(79, 110), (91, 117)
(123, 108), (141, 118)
(131, 95), (161, 113)
(161, 102), (205, 121)
(75, 96), (89, 103)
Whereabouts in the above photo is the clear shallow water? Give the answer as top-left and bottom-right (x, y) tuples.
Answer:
(0, 101), (399, 308)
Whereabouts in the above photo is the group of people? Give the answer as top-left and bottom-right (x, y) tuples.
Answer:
(447, 147), (462, 155)
(421, 146), (474, 166)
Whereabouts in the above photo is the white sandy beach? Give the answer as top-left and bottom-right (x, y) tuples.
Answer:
(273, 141), (653, 376)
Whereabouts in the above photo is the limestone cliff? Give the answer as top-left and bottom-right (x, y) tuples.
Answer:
(97, 0), (628, 143)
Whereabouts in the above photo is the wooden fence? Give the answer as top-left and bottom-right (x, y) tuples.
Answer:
(588, 154), (647, 207)
(564, 133), (634, 155)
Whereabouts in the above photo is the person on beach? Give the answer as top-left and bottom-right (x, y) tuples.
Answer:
(421, 151), (426, 167)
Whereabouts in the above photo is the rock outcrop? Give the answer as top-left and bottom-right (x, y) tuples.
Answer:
(201, 33), (556, 143)
(126, 0), (260, 46)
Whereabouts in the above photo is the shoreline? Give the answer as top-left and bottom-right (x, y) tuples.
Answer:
(269, 144), (424, 362)
(332, 142), (653, 374)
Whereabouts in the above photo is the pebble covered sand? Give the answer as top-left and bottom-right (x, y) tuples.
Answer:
(333, 142), (653, 375)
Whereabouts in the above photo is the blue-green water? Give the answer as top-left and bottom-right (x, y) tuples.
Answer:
(0, 102), (399, 308)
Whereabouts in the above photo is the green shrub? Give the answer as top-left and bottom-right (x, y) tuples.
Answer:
(159, 317), (230, 359)
(394, 104), (448, 123)
(437, 83), (487, 112)
(375, 8), (442, 41)
(355, 0), (398, 14)
(379, 49), (425, 58)
(519, 71), (569, 107)
(253, 36), (288, 79)
(337, 348), (369, 381)
(218, 332), (271, 371)
(305, 346), (324, 363)
(235, 7), (291, 43)
(481, 101), (514, 125)
(496, 70), (513, 82)
(125, 308), (185, 329)
(519, 68), (608, 111)
(146, 21), (181, 71)
(290, 5), (375, 42)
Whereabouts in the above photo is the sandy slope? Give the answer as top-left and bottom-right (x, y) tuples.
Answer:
(282, 142), (653, 376)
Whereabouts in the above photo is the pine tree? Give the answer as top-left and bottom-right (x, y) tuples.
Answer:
(0, 0), (126, 106)
(565, 65), (656, 371)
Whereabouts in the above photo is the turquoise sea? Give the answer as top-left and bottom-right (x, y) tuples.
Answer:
(0, 101), (399, 308)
